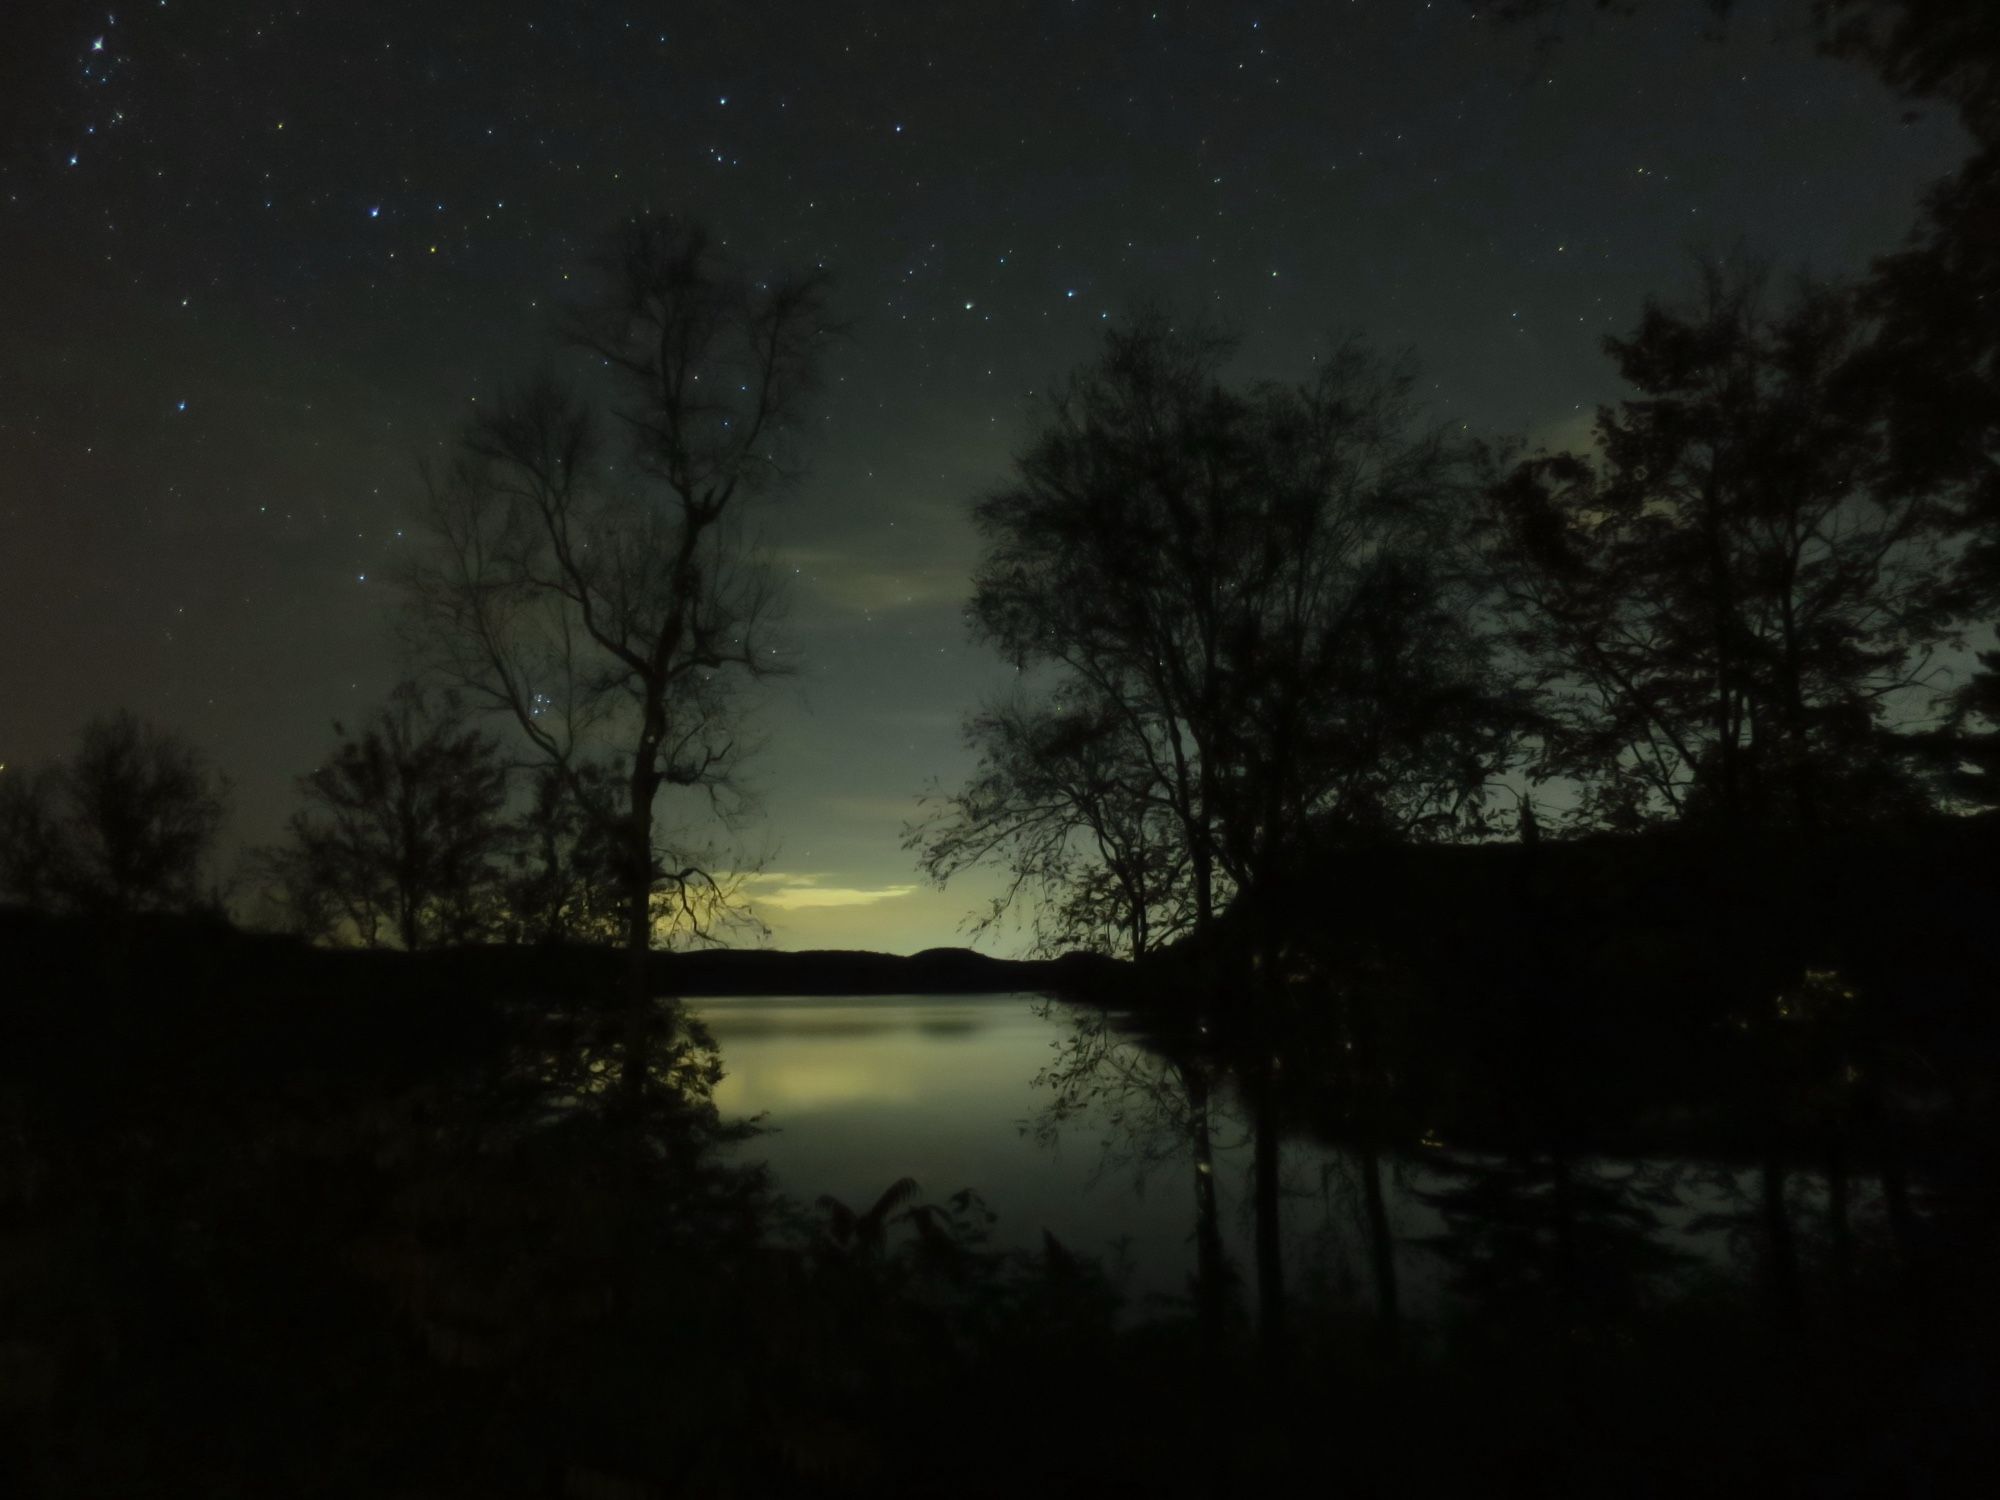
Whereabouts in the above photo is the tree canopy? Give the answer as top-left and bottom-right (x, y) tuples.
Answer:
(0, 713), (229, 918)
(1479, 262), (1971, 834)
(264, 683), (512, 950)
(917, 316), (1520, 955)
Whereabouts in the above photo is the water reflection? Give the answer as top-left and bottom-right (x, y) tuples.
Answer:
(698, 992), (1252, 1307)
(701, 993), (1457, 1319)
(698, 991), (1900, 1333)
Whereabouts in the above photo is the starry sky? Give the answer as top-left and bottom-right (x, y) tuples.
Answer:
(0, 0), (1970, 952)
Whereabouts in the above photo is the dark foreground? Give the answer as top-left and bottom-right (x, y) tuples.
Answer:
(0, 904), (1994, 1497)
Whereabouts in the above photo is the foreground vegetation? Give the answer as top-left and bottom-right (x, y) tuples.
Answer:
(0, 901), (1993, 1497)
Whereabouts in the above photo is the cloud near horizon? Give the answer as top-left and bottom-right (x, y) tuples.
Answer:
(740, 871), (921, 911)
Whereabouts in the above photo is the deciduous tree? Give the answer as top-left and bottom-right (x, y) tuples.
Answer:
(0, 712), (228, 918)
(957, 317), (1508, 939)
(910, 686), (1195, 960)
(268, 682), (512, 950)
(406, 215), (835, 1097)
(929, 312), (1517, 1353)
(1479, 262), (1968, 835)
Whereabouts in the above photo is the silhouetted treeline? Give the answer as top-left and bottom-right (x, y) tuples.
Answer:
(0, 903), (1116, 1018)
(1076, 811), (1999, 1151)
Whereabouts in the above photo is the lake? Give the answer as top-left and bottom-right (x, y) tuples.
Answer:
(691, 991), (1592, 1317)
(694, 991), (1854, 1325)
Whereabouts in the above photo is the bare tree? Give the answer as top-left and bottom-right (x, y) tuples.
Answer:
(405, 215), (835, 1098)
(908, 685), (1197, 960)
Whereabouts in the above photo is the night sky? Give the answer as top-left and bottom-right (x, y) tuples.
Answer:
(0, 0), (1968, 951)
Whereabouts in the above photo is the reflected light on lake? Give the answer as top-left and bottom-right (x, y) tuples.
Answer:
(700, 995), (1032, 1119)
(714, 1057), (921, 1112)
(689, 992), (1753, 1314)
(692, 992), (1284, 1304)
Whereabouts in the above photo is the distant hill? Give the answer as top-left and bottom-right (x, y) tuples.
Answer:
(666, 944), (1118, 996)
(0, 904), (1125, 1007)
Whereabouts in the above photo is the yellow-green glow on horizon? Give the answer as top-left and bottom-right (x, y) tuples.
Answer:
(744, 872), (921, 911)
(744, 873), (1016, 956)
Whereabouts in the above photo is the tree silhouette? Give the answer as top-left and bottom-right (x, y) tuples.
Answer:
(1027, 1000), (1237, 1360)
(1479, 261), (1968, 836)
(406, 215), (836, 1097)
(909, 685), (1196, 959)
(502, 761), (629, 945)
(1483, 2), (2000, 598)
(962, 315), (1508, 934)
(938, 312), (1517, 1352)
(0, 712), (228, 918)
(263, 682), (511, 950)
(1930, 649), (2000, 806)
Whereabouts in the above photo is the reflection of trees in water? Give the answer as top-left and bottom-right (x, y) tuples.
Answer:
(1416, 1152), (1693, 1336)
(1028, 965), (1967, 1351)
(1303, 1147), (1405, 1345)
(1027, 1000), (1238, 1347)
(1030, 994), (1691, 1348)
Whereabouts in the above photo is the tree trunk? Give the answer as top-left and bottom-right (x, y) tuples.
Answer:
(1881, 1149), (1921, 1280)
(1360, 1139), (1400, 1349)
(398, 887), (420, 954)
(1761, 1155), (1805, 1338)
(1186, 1062), (1228, 1360)
(1245, 899), (1287, 1368)
(1191, 841), (1213, 932)
(619, 788), (656, 1103)
(1252, 1063), (1286, 1365)
(1826, 1138), (1852, 1304)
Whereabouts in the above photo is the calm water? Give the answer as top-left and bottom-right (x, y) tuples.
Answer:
(695, 992), (1845, 1320)
(696, 992), (1461, 1310)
